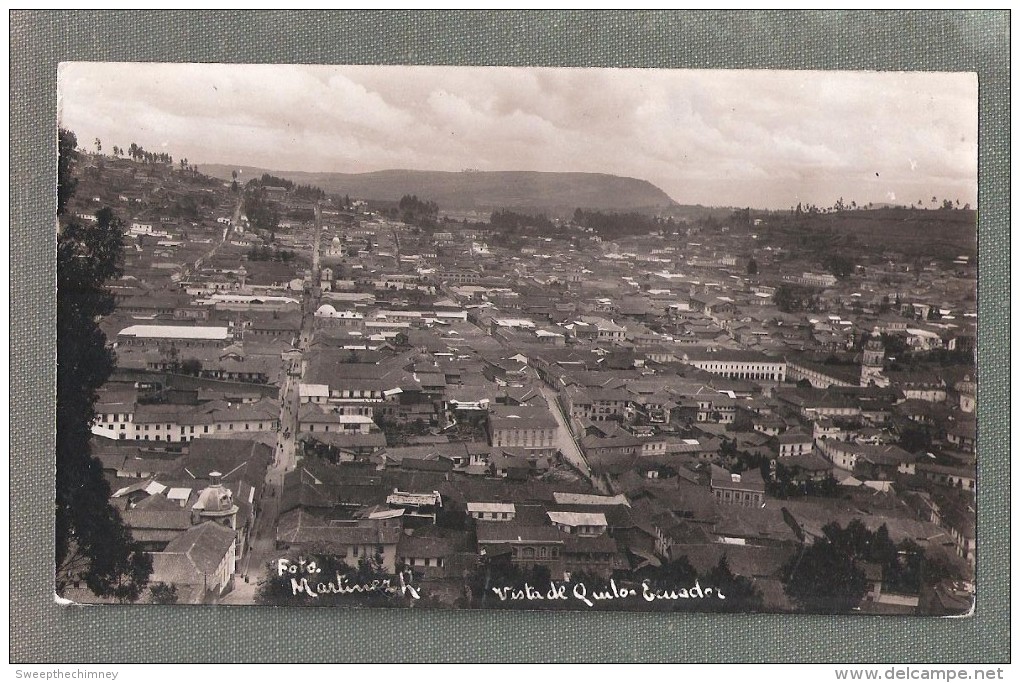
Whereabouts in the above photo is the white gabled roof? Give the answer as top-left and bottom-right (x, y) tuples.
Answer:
(547, 511), (608, 527)
(299, 383), (330, 397)
(118, 325), (231, 340)
(467, 502), (516, 514)
(145, 481), (167, 496)
(167, 487), (192, 501)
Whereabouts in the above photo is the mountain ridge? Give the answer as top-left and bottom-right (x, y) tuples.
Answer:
(198, 164), (678, 214)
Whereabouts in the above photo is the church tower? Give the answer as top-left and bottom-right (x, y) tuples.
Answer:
(860, 332), (887, 387)
(191, 471), (239, 531)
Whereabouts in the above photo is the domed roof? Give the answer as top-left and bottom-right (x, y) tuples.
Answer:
(192, 479), (237, 516)
(332, 236), (341, 245)
(315, 303), (337, 316)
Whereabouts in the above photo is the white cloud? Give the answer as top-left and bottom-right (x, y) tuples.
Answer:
(58, 64), (977, 209)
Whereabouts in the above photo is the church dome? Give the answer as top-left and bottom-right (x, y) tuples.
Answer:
(192, 472), (238, 517)
(315, 303), (337, 317)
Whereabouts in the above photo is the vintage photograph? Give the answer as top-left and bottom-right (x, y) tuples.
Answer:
(56, 63), (977, 614)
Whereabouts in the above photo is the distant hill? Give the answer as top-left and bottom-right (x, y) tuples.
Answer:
(199, 165), (677, 214)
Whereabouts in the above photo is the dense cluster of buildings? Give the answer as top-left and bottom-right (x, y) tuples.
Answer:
(68, 154), (976, 614)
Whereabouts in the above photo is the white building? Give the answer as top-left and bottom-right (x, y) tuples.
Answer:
(681, 349), (787, 382)
(116, 325), (232, 349)
(467, 502), (516, 522)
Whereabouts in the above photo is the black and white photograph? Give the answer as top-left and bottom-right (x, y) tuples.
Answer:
(55, 63), (978, 615)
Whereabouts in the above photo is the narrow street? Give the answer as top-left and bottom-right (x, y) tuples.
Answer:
(232, 199), (321, 596)
(538, 384), (594, 481)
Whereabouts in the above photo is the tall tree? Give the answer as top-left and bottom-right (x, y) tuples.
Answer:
(783, 537), (867, 613)
(781, 519), (900, 613)
(56, 129), (152, 601)
(705, 554), (764, 612)
(57, 129), (79, 215)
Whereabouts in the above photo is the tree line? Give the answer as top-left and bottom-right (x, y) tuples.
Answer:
(251, 173), (324, 200)
(385, 194), (440, 231)
(489, 208), (555, 233)
(242, 186), (281, 233)
(572, 208), (669, 238)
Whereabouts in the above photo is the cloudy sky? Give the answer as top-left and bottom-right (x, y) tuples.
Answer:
(58, 63), (977, 209)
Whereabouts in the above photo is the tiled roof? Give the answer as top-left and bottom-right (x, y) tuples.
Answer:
(476, 522), (564, 544)
(163, 521), (236, 574)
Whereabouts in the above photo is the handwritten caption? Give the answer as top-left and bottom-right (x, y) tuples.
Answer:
(491, 578), (725, 607)
(277, 557), (724, 608)
(277, 558), (422, 600)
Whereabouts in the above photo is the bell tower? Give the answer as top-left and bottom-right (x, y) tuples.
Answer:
(191, 471), (239, 531)
(860, 331), (886, 387)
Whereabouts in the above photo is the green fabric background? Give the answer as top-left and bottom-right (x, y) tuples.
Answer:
(9, 10), (1009, 663)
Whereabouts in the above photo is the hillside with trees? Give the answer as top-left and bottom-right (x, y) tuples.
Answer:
(199, 166), (677, 214)
(747, 206), (977, 262)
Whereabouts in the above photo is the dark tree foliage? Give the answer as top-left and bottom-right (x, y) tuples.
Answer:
(704, 555), (765, 613)
(242, 187), (280, 232)
(301, 437), (346, 464)
(783, 536), (867, 613)
(572, 208), (664, 238)
(918, 545), (967, 589)
(157, 341), (181, 372)
(638, 555), (698, 589)
(394, 194), (440, 231)
(730, 207), (752, 225)
(288, 207), (315, 222)
(398, 194), (438, 217)
(774, 283), (816, 313)
(259, 173), (294, 190)
(247, 245), (296, 262)
(125, 142), (172, 164)
(630, 555), (753, 613)
(160, 193), (214, 221)
(466, 555), (556, 609)
(149, 582), (179, 604)
(767, 463), (840, 499)
(489, 208), (555, 233)
(56, 131), (152, 600)
(180, 358), (203, 376)
(57, 129), (79, 215)
(782, 520), (916, 613)
(897, 423), (935, 454)
(293, 184), (325, 200)
(822, 253), (855, 278)
(483, 208), (580, 247)
(746, 257), (758, 275)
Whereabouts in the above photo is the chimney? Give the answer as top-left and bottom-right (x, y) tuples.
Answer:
(209, 471), (222, 486)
